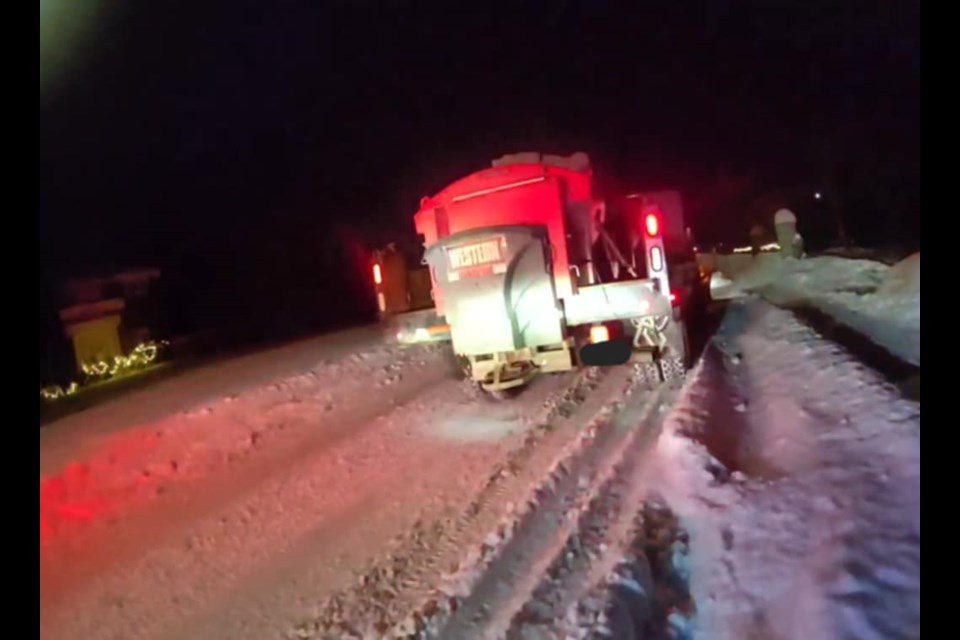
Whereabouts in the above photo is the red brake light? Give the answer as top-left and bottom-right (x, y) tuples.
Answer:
(373, 263), (382, 285)
(645, 213), (660, 237)
(670, 290), (680, 306)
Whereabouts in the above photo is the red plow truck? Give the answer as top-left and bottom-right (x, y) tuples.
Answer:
(413, 152), (691, 396)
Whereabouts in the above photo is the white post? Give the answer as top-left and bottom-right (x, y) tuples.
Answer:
(774, 209), (799, 257)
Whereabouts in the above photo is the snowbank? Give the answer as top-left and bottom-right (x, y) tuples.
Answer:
(649, 300), (920, 640)
(725, 253), (920, 366)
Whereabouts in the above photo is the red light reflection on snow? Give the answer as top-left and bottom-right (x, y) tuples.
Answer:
(40, 430), (167, 548)
(40, 464), (109, 546)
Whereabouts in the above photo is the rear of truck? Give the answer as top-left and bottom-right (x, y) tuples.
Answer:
(415, 154), (687, 393)
(370, 243), (450, 345)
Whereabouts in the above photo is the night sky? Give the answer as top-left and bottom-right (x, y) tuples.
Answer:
(40, 1), (919, 355)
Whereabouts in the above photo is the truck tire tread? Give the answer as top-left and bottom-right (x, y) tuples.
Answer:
(659, 356), (686, 382)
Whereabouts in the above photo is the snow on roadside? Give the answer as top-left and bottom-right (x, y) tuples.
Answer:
(648, 299), (920, 640)
(729, 253), (920, 366)
(40, 341), (450, 546)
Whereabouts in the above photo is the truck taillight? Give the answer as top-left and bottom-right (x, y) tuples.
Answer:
(373, 263), (382, 285)
(644, 213), (660, 237)
(670, 290), (680, 306)
(590, 325), (610, 344)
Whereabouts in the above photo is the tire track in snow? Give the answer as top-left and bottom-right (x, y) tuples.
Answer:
(502, 383), (680, 639)
(431, 374), (676, 640)
(284, 365), (638, 638)
(571, 501), (695, 640)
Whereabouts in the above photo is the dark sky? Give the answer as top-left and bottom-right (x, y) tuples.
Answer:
(40, 0), (919, 333)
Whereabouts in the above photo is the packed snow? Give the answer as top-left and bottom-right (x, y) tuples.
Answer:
(39, 324), (609, 640)
(40, 332), (452, 549)
(648, 299), (920, 639)
(723, 252), (920, 366)
(40, 254), (921, 640)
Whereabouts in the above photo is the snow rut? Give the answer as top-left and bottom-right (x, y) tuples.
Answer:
(284, 363), (672, 639)
(431, 373), (678, 639)
(572, 500), (694, 640)
(283, 367), (605, 637)
(502, 402), (678, 639)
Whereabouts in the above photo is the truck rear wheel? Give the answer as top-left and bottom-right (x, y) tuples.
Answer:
(639, 361), (663, 388)
(659, 355), (686, 382)
(658, 319), (690, 382)
(445, 351), (471, 379)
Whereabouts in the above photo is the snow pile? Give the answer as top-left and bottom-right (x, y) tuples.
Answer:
(649, 300), (920, 640)
(878, 252), (921, 297)
(729, 253), (920, 366)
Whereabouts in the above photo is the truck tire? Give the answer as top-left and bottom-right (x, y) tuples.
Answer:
(659, 355), (686, 382)
(659, 320), (690, 382)
(633, 361), (662, 389)
(444, 351), (471, 379)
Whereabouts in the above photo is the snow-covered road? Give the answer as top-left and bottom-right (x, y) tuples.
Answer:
(40, 255), (920, 640)
(40, 326), (673, 640)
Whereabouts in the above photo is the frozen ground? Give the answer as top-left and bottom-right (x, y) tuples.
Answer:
(40, 255), (920, 640)
(41, 329), (466, 639)
(40, 319), (674, 640)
